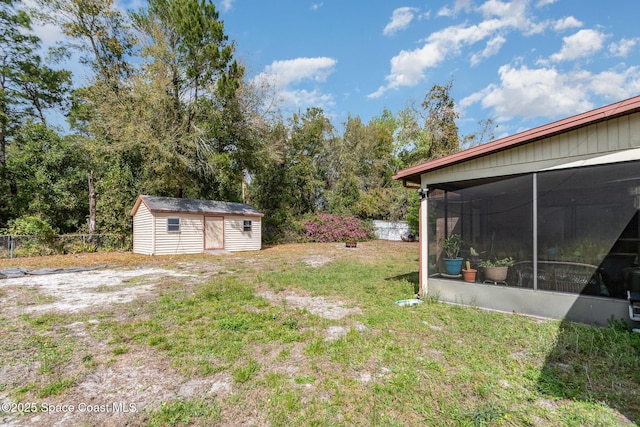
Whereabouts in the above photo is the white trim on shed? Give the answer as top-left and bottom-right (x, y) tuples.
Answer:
(130, 195), (263, 255)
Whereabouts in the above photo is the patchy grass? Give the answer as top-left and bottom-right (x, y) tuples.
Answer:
(147, 397), (221, 426)
(0, 241), (639, 426)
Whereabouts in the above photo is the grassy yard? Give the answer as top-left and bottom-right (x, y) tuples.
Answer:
(1, 241), (639, 426)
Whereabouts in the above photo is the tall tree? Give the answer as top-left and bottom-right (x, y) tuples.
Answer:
(34, 0), (136, 234)
(249, 108), (335, 241)
(0, 0), (72, 227)
(6, 123), (87, 232)
(1, 0), (71, 165)
(131, 0), (254, 200)
(394, 80), (463, 169)
(34, 0), (134, 89)
(286, 107), (334, 215)
(393, 103), (431, 168)
(422, 79), (460, 159)
(331, 111), (408, 220)
(248, 117), (292, 241)
(0, 0), (37, 167)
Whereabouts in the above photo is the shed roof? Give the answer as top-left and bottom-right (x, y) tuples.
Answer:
(393, 95), (640, 186)
(130, 195), (264, 217)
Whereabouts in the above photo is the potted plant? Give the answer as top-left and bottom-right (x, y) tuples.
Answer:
(462, 260), (477, 282)
(442, 234), (464, 275)
(479, 257), (515, 282)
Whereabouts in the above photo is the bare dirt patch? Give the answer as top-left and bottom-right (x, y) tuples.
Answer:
(0, 268), (193, 315)
(259, 290), (362, 320)
(300, 255), (333, 267)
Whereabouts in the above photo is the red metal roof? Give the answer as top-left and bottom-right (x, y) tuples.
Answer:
(393, 95), (640, 185)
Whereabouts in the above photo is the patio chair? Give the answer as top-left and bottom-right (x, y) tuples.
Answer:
(510, 261), (606, 295)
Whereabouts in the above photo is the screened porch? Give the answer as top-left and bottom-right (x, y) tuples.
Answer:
(428, 160), (640, 300)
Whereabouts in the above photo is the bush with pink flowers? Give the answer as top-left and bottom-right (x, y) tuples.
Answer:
(301, 213), (374, 243)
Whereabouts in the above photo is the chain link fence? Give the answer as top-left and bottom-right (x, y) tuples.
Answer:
(0, 234), (131, 259)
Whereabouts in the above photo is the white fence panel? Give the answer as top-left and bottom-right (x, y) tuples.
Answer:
(373, 221), (411, 241)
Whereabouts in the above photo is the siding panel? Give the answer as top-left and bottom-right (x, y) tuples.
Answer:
(133, 203), (153, 255)
(224, 216), (261, 252)
(154, 213), (204, 255)
(618, 116), (631, 150)
(631, 114), (640, 147)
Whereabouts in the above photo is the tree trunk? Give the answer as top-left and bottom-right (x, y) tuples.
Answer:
(88, 170), (96, 233)
(242, 170), (248, 203)
(0, 127), (6, 169)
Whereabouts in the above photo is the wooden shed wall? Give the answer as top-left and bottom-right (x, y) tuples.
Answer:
(153, 212), (204, 255)
(224, 216), (261, 252)
(132, 202), (154, 255)
(422, 112), (640, 186)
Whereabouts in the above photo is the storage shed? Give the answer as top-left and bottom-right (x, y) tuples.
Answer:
(130, 195), (263, 255)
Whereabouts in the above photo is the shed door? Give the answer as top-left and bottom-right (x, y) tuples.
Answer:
(204, 216), (224, 250)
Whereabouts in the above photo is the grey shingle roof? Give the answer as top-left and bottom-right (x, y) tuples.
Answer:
(138, 195), (263, 216)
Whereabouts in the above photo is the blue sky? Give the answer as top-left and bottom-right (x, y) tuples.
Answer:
(31, 0), (640, 140)
(219, 0), (640, 139)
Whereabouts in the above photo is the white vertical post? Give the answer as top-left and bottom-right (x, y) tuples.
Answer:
(532, 173), (538, 290)
(419, 188), (429, 297)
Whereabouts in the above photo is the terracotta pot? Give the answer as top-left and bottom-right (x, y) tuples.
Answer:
(462, 269), (477, 282)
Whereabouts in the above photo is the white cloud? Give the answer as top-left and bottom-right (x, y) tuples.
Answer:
(311, 2), (323, 11)
(586, 66), (640, 100)
(368, 39), (448, 98)
(253, 57), (337, 112)
(550, 29), (605, 62)
(22, 0), (66, 48)
(478, 0), (544, 35)
(31, 22), (66, 48)
(257, 57), (337, 89)
(471, 35), (506, 66)
(460, 64), (640, 121)
(437, 0), (472, 17)
(455, 0), (473, 13)
(535, 0), (557, 6)
(370, 0), (549, 98)
(461, 65), (593, 120)
(609, 38), (639, 57)
(437, 6), (454, 17)
(280, 89), (334, 108)
(553, 16), (583, 31)
(219, 0), (234, 12)
(383, 7), (418, 36)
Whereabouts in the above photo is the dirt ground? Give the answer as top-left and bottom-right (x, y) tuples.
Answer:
(0, 242), (412, 426)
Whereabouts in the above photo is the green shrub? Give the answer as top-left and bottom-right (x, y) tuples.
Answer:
(3, 215), (56, 239)
(1, 216), (59, 255)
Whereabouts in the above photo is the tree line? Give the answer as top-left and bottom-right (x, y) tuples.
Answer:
(0, 0), (493, 243)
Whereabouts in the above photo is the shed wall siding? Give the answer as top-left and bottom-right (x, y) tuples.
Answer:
(422, 112), (640, 186)
(224, 216), (261, 252)
(153, 213), (204, 255)
(132, 202), (154, 255)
